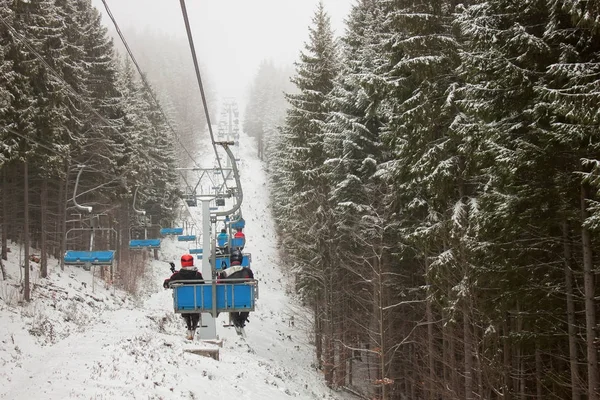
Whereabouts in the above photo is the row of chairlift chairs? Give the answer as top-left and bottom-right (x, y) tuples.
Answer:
(63, 205), (256, 324)
(64, 143), (258, 334)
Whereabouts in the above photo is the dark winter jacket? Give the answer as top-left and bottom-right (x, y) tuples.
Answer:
(163, 267), (204, 288)
(218, 265), (254, 281)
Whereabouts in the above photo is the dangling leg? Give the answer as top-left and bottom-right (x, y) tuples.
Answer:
(183, 314), (193, 340)
(232, 312), (245, 327)
(239, 312), (249, 327)
(191, 313), (200, 334)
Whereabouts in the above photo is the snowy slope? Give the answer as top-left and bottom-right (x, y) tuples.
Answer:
(0, 132), (352, 400)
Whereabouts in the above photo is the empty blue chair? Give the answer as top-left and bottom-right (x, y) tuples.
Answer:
(129, 239), (161, 249)
(177, 235), (196, 242)
(189, 248), (203, 254)
(64, 250), (115, 265)
(160, 227), (184, 236)
(231, 237), (245, 248)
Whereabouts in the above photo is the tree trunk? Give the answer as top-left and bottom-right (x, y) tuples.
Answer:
(535, 343), (543, 400)
(315, 296), (323, 370)
(2, 167), (8, 261)
(376, 255), (389, 400)
(562, 217), (581, 400)
(504, 316), (512, 400)
(449, 322), (458, 398)
(23, 160), (30, 301)
(0, 252), (6, 280)
(463, 305), (473, 400)
(59, 163), (70, 271)
(40, 179), (48, 278)
(580, 184), (599, 400)
(426, 276), (436, 400)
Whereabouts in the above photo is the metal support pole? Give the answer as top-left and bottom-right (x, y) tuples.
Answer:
(226, 103), (231, 169)
(198, 197), (216, 340)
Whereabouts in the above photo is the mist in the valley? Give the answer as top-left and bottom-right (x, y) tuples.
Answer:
(92, 0), (353, 107)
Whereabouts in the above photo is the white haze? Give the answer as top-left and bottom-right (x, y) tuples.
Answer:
(91, 0), (354, 103)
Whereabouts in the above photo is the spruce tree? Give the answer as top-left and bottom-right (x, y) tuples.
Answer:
(274, 2), (339, 385)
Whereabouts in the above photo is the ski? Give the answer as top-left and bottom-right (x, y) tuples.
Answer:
(234, 325), (245, 337)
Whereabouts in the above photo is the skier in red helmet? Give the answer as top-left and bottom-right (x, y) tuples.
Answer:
(163, 254), (204, 340)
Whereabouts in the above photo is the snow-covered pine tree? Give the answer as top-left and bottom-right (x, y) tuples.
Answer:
(322, 0), (395, 393)
(454, 0), (587, 397)
(244, 60), (287, 160)
(376, 0), (477, 397)
(273, 2), (339, 386)
(539, 0), (600, 397)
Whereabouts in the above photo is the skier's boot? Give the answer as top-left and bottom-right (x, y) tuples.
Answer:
(186, 330), (194, 340)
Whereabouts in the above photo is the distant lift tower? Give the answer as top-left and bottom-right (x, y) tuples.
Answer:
(218, 98), (240, 167)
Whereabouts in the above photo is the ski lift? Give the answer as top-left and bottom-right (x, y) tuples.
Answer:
(160, 227), (184, 236)
(177, 224), (196, 242)
(230, 217), (245, 230)
(128, 187), (161, 250)
(170, 278), (258, 317)
(63, 166), (116, 271)
(188, 235), (204, 257)
(184, 194), (197, 207)
(178, 235), (196, 242)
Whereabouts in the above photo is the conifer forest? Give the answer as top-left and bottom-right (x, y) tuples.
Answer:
(1, 0), (600, 399)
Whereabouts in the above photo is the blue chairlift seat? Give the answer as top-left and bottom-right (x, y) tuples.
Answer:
(231, 237), (245, 248)
(161, 227), (184, 236)
(189, 248), (203, 254)
(241, 255), (251, 267)
(230, 218), (245, 230)
(214, 255), (230, 271)
(64, 250), (115, 266)
(172, 280), (257, 315)
(129, 239), (161, 249)
(177, 235), (196, 242)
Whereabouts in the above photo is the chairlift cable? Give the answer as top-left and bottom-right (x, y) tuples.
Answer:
(178, 0), (229, 189)
(100, 0), (200, 169)
(0, 14), (127, 153)
(0, 17), (174, 177)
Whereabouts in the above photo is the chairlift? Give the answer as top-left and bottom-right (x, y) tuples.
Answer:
(177, 224), (196, 242)
(128, 187), (161, 251)
(178, 235), (197, 242)
(170, 278), (258, 317)
(161, 227), (184, 236)
(184, 194), (197, 207)
(63, 166), (116, 271)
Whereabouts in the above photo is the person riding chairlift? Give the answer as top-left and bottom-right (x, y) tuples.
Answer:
(163, 254), (204, 340)
(216, 228), (229, 254)
(234, 228), (245, 239)
(218, 249), (253, 328)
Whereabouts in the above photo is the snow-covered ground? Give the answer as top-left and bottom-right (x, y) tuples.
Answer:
(0, 133), (351, 400)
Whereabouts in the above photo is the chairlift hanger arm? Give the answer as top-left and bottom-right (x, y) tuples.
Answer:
(73, 165), (92, 213)
(132, 187), (146, 216)
(214, 143), (243, 217)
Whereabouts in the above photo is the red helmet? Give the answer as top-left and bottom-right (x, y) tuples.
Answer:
(181, 254), (194, 267)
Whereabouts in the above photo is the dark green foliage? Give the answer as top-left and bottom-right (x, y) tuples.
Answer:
(267, 0), (600, 397)
(0, 0), (180, 277)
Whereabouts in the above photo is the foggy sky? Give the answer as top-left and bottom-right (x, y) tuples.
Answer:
(91, 0), (354, 104)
